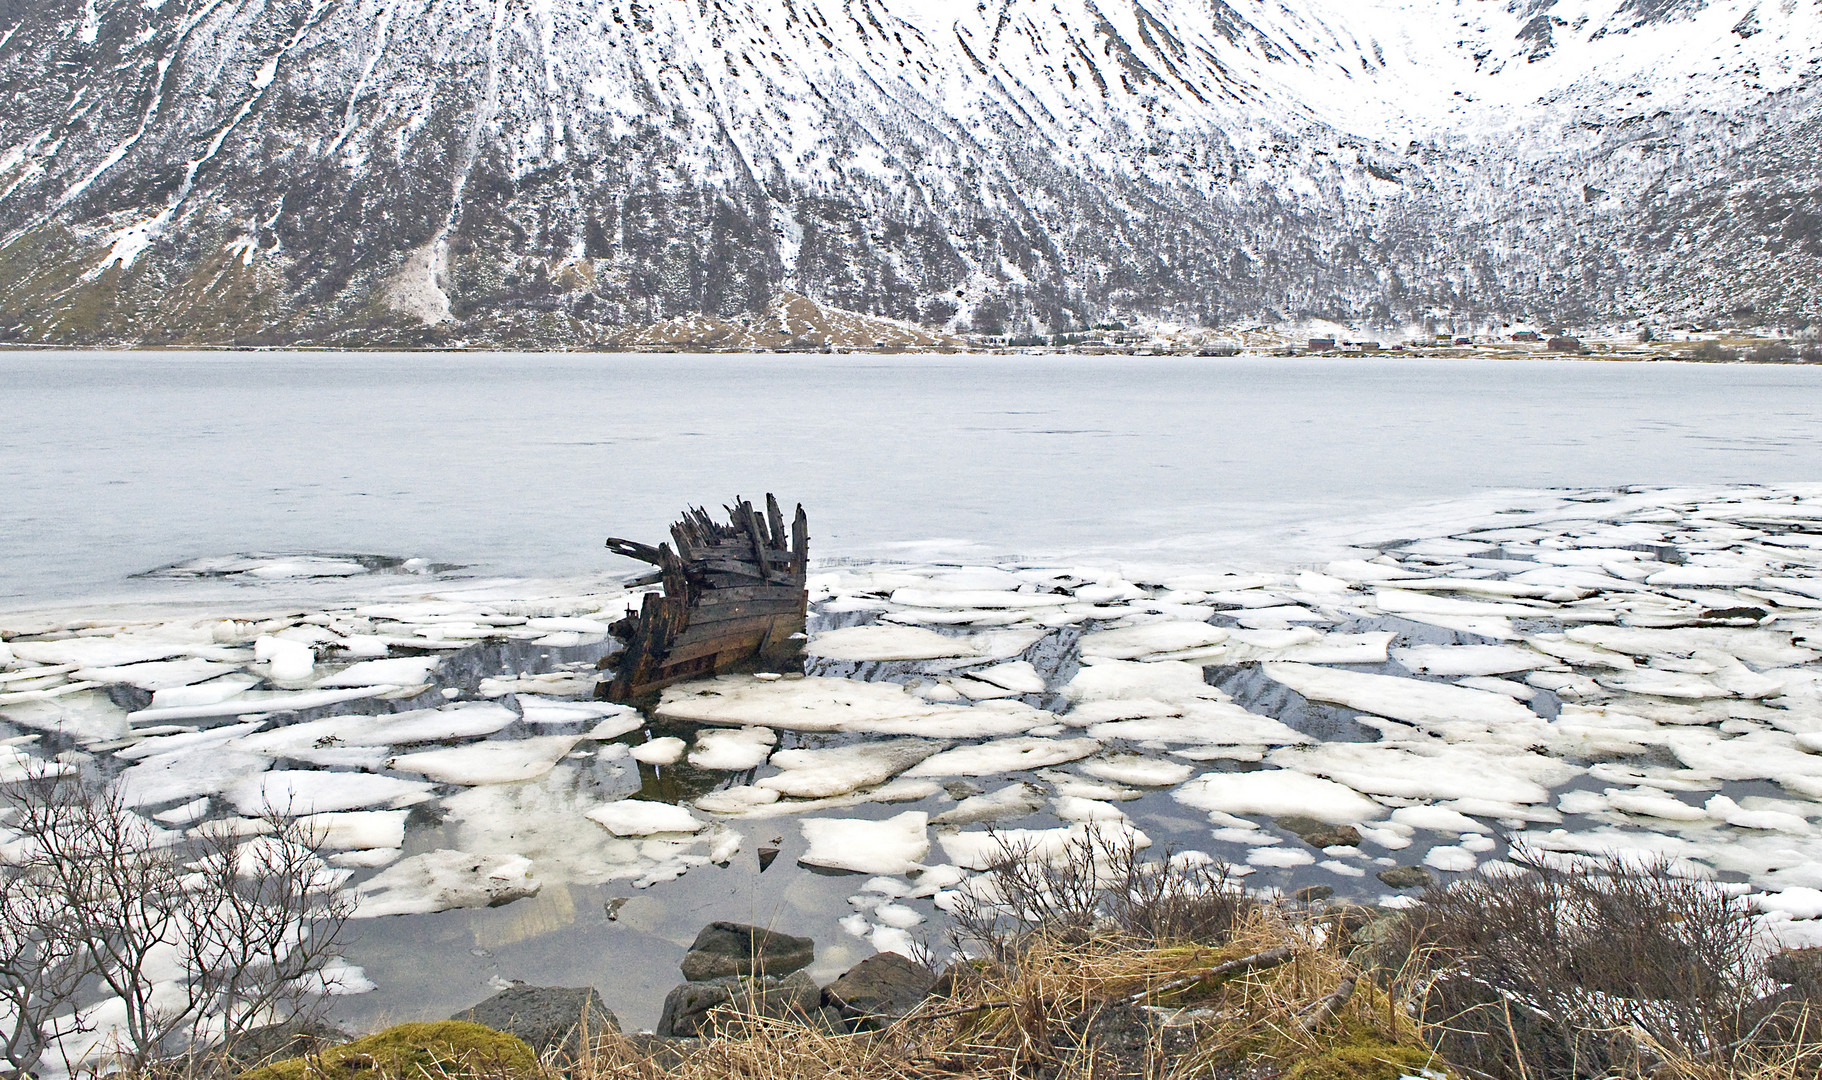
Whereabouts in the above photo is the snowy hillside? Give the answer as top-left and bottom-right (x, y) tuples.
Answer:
(0, 0), (1816, 346)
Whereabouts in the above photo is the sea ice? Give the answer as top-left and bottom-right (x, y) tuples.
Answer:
(1423, 846), (1478, 873)
(1247, 846), (1314, 868)
(227, 770), (436, 816)
(759, 739), (943, 798)
(656, 675), (1038, 736)
(389, 735), (584, 785)
(904, 736), (1100, 777)
(115, 749), (270, 808)
(934, 782), (1047, 825)
(72, 658), (243, 691)
(299, 809), (410, 851)
(806, 625), (1042, 661)
(688, 726), (777, 771)
(800, 811), (930, 874)
(1262, 662), (1539, 732)
(587, 800), (704, 836)
(1076, 754), (1193, 787)
(256, 636), (316, 682)
(317, 657), (443, 688)
(965, 661), (1047, 694)
(1392, 644), (1554, 676)
(1078, 622), (1229, 660)
(1064, 660), (1222, 704)
(1175, 769), (1383, 824)
(629, 737), (687, 765)
(147, 674), (261, 709)
(353, 850), (540, 917)
(936, 821), (1150, 870)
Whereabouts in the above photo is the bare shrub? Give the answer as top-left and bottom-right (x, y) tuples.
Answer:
(1690, 341), (1743, 361)
(1380, 847), (1765, 1079)
(948, 830), (1252, 961)
(0, 767), (352, 1075)
(1748, 342), (1799, 363)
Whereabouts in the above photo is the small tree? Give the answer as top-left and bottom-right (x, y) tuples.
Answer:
(1, 768), (352, 1076)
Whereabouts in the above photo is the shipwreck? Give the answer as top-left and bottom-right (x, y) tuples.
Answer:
(598, 495), (809, 701)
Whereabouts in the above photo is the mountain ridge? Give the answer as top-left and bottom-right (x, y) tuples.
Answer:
(0, 0), (1817, 347)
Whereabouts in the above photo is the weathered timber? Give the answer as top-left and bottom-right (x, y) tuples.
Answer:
(600, 495), (809, 702)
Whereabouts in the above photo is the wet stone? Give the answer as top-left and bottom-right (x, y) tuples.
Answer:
(679, 920), (815, 980)
(453, 986), (619, 1059)
(655, 970), (821, 1038)
(1293, 884), (1336, 904)
(1277, 815), (1361, 849)
(1377, 865), (1435, 889)
(822, 952), (938, 1023)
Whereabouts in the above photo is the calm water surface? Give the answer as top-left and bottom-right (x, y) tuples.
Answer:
(5, 351), (1821, 606)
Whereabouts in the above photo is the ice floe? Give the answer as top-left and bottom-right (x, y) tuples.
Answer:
(800, 811), (931, 874)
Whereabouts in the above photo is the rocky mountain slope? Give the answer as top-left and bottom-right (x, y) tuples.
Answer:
(0, 0), (1817, 347)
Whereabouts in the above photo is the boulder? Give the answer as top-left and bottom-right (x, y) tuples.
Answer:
(679, 921), (814, 981)
(217, 1018), (350, 1068)
(822, 952), (937, 1022)
(1376, 865), (1435, 890)
(655, 970), (821, 1038)
(453, 986), (618, 1059)
(240, 1022), (540, 1080)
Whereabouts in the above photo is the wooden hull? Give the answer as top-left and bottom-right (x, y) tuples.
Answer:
(598, 495), (808, 702)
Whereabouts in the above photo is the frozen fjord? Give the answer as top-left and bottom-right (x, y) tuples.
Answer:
(14, 486), (1822, 1041)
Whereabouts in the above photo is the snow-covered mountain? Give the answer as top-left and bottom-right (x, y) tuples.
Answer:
(0, 0), (1816, 346)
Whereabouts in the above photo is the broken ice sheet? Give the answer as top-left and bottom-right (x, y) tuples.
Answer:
(805, 625), (1042, 662)
(758, 739), (944, 798)
(353, 850), (540, 918)
(1391, 644), (1554, 676)
(688, 726), (777, 770)
(903, 736), (1100, 777)
(226, 770), (436, 815)
(1174, 769), (1383, 824)
(655, 675), (1044, 737)
(388, 734), (584, 785)
(800, 811), (930, 875)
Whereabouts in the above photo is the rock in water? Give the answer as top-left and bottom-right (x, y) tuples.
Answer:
(1377, 865), (1435, 889)
(822, 953), (937, 1023)
(655, 971), (820, 1038)
(679, 921), (814, 981)
(453, 986), (619, 1059)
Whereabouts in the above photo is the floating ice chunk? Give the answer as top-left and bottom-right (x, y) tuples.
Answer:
(8, 637), (198, 668)
(116, 749), (270, 808)
(1393, 645), (1553, 677)
(1263, 662), (1539, 732)
(390, 735), (584, 785)
(1064, 660), (1221, 705)
(1175, 769), (1384, 825)
(656, 675), (1039, 737)
(1272, 741), (1576, 805)
(1044, 771), (1138, 801)
(354, 850), (540, 918)
(299, 810), (410, 851)
(904, 736), (1100, 777)
(933, 782), (1046, 825)
(586, 711), (646, 740)
(936, 821), (1150, 870)
(1423, 846), (1477, 873)
(760, 739), (943, 798)
(630, 737), (687, 765)
(1565, 626), (1817, 668)
(839, 912), (871, 937)
(317, 657), (442, 688)
(519, 697), (635, 727)
(1389, 806), (1489, 834)
(806, 625), (1041, 661)
(1077, 754), (1193, 788)
(967, 661), (1046, 694)
(874, 903), (925, 929)
(1078, 623), (1229, 661)
(127, 685), (400, 724)
(227, 771), (435, 816)
(148, 674), (261, 709)
(801, 811), (930, 874)
(1086, 700), (1310, 746)
(1707, 794), (1812, 833)
(1320, 859), (1367, 877)
(587, 800), (704, 836)
(256, 636), (316, 682)
(115, 719), (269, 761)
(945, 676), (1020, 701)
(689, 727), (777, 771)
(1647, 566), (1762, 588)
(1754, 888), (1822, 920)
(74, 658), (243, 691)
(152, 797), (212, 826)
(1524, 635), (1636, 669)
(1454, 676), (1539, 700)
(1220, 632), (1396, 665)
(1596, 670), (1731, 699)
(1373, 590), (1551, 617)
(891, 588), (1066, 610)
(1247, 846), (1313, 868)
(1052, 796), (1127, 822)
(234, 703), (520, 755)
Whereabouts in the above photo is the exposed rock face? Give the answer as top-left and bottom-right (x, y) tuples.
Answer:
(0, 0), (1817, 346)
(655, 970), (822, 1038)
(821, 952), (938, 1023)
(679, 921), (815, 982)
(453, 986), (619, 1059)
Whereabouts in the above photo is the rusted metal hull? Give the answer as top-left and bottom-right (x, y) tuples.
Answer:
(599, 495), (808, 702)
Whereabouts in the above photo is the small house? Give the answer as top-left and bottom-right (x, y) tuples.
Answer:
(1308, 338), (1336, 352)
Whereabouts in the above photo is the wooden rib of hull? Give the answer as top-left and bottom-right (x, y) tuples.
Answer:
(599, 495), (808, 702)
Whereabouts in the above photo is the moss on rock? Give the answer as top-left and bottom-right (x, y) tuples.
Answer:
(240, 1020), (542, 1080)
(1287, 1033), (1443, 1080)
